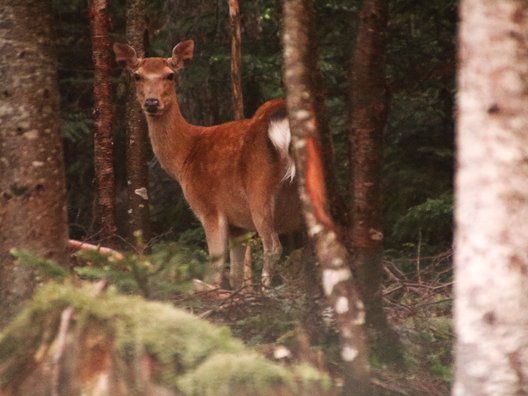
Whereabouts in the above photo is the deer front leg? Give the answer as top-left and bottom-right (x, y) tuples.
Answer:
(202, 214), (228, 287)
(249, 194), (282, 288)
(229, 239), (246, 289)
(229, 229), (253, 290)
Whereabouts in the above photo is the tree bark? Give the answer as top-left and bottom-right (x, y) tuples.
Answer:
(306, 14), (346, 228)
(89, 0), (117, 242)
(0, 0), (68, 327)
(125, 0), (150, 245)
(455, 1), (528, 394)
(349, 0), (398, 359)
(282, 0), (370, 394)
(228, 0), (244, 120)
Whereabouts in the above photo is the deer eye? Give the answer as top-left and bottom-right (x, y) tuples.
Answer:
(133, 73), (142, 81)
(165, 73), (175, 81)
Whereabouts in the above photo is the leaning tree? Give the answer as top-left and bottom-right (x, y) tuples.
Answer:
(283, 0), (371, 394)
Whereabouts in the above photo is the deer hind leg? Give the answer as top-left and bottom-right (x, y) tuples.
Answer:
(202, 214), (228, 287)
(251, 211), (282, 288)
(260, 229), (282, 288)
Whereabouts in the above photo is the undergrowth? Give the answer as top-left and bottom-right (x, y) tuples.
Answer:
(10, 239), (454, 395)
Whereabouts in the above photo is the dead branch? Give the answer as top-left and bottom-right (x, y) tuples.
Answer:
(68, 239), (125, 261)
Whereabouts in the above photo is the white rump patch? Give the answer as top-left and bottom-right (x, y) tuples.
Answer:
(268, 117), (296, 182)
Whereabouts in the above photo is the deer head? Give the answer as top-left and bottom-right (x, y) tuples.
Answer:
(113, 40), (195, 116)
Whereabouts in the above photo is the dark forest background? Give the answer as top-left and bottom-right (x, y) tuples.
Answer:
(56, 0), (456, 258)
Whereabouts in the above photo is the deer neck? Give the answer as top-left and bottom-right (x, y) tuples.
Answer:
(145, 97), (195, 181)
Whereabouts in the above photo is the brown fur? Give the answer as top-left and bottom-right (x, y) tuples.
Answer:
(114, 40), (301, 288)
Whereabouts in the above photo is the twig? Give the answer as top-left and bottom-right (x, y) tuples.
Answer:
(198, 284), (255, 319)
(414, 298), (453, 310)
(383, 284), (403, 296)
(383, 265), (403, 283)
(370, 377), (410, 396)
(68, 239), (125, 261)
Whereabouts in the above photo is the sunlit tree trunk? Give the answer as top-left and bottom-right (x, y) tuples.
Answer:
(0, 0), (68, 327)
(125, 0), (150, 246)
(454, 1), (528, 394)
(349, 0), (399, 360)
(228, 0), (244, 120)
(89, 0), (117, 242)
(283, 0), (370, 394)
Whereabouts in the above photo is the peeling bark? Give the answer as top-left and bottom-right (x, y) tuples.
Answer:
(125, 0), (150, 244)
(0, 0), (68, 327)
(455, 1), (528, 394)
(89, 0), (117, 242)
(348, 0), (399, 360)
(282, 0), (370, 394)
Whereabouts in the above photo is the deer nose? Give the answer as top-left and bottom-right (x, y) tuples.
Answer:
(144, 98), (160, 113)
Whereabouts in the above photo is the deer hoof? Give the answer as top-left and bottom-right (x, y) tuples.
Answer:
(261, 272), (272, 289)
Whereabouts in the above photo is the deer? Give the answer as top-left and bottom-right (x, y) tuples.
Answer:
(113, 40), (302, 289)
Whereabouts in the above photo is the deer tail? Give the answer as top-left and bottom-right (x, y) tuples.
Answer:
(268, 113), (296, 183)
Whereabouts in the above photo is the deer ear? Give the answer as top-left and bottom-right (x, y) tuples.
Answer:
(169, 40), (194, 71)
(113, 43), (140, 71)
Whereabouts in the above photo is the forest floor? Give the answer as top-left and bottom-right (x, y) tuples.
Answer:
(170, 249), (454, 396)
(5, 240), (453, 395)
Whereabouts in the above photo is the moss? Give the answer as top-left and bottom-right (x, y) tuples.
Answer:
(0, 282), (333, 395)
(178, 352), (294, 395)
(292, 363), (334, 391)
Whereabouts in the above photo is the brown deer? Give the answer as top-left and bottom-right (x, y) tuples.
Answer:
(113, 40), (301, 289)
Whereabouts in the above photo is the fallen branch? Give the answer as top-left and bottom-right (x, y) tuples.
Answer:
(68, 239), (125, 261)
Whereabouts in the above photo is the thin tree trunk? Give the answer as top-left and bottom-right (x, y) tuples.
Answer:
(282, 0), (370, 394)
(89, 0), (117, 242)
(349, 0), (399, 360)
(228, 0), (244, 119)
(125, 0), (150, 246)
(455, 1), (528, 394)
(307, 19), (346, 228)
(0, 0), (68, 327)
(227, 0), (253, 288)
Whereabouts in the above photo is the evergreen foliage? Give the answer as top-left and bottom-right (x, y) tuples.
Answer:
(74, 239), (207, 298)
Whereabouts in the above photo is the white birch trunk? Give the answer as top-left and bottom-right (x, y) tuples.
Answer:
(455, 1), (528, 394)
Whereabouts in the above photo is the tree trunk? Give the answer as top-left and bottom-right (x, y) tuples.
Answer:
(228, 0), (244, 120)
(306, 16), (346, 228)
(125, 0), (150, 246)
(227, 0), (253, 288)
(282, 0), (371, 394)
(89, 0), (117, 243)
(0, 0), (68, 327)
(454, 1), (528, 394)
(349, 0), (399, 360)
